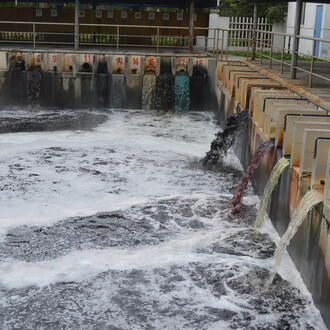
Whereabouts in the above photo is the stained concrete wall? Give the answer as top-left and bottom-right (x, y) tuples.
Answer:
(0, 50), (217, 112)
(215, 61), (330, 327)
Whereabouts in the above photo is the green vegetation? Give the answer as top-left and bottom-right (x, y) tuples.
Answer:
(227, 50), (319, 62)
(218, 1), (288, 23)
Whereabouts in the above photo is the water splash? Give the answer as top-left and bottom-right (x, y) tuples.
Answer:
(95, 61), (109, 107)
(266, 190), (322, 286)
(232, 140), (274, 214)
(190, 65), (208, 111)
(110, 74), (126, 109)
(155, 59), (174, 112)
(27, 66), (42, 107)
(174, 71), (190, 112)
(155, 73), (174, 111)
(142, 73), (156, 110)
(203, 110), (248, 166)
(254, 157), (290, 231)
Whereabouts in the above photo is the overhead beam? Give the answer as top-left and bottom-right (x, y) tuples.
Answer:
(290, 0), (303, 79)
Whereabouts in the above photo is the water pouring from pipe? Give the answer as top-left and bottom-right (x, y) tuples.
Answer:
(110, 73), (126, 109)
(266, 189), (322, 287)
(27, 66), (42, 107)
(232, 140), (274, 214)
(155, 58), (174, 112)
(142, 72), (157, 110)
(254, 157), (290, 231)
(174, 71), (190, 112)
(203, 110), (249, 167)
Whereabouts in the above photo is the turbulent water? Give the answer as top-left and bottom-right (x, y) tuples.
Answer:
(232, 140), (275, 214)
(203, 110), (249, 167)
(155, 72), (174, 111)
(174, 71), (190, 112)
(111, 74), (126, 108)
(267, 190), (323, 286)
(142, 73), (157, 110)
(254, 157), (290, 231)
(190, 65), (208, 111)
(0, 110), (325, 329)
(26, 67), (42, 107)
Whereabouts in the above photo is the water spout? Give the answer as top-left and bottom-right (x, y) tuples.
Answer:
(232, 140), (274, 214)
(266, 189), (322, 286)
(110, 74), (126, 109)
(27, 66), (42, 107)
(203, 110), (248, 167)
(254, 157), (290, 231)
(155, 59), (174, 112)
(190, 65), (208, 111)
(142, 72), (157, 110)
(174, 71), (190, 112)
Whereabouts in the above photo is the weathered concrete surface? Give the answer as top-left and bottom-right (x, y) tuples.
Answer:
(215, 61), (330, 328)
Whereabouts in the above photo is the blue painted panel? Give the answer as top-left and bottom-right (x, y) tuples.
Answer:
(314, 5), (323, 57)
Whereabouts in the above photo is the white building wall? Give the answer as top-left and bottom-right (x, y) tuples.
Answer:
(286, 2), (330, 58)
(321, 5), (330, 57)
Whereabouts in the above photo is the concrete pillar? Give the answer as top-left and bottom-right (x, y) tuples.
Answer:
(290, 0), (303, 79)
(251, 1), (258, 60)
(189, 0), (195, 52)
(74, 0), (79, 50)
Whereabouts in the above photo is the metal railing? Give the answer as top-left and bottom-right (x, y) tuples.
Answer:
(253, 29), (330, 87)
(1, 20), (330, 88)
(0, 20), (212, 52)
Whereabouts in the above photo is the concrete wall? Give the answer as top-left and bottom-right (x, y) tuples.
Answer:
(215, 60), (330, 327)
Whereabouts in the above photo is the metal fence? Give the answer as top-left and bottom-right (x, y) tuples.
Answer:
(228, 16), (272, 49)
(1, 20), (330, 88)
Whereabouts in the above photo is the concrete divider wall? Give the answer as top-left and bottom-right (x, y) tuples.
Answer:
(215, 60), (330, 328)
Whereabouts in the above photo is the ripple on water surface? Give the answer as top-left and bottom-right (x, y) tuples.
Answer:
(0, 110), (325, 330)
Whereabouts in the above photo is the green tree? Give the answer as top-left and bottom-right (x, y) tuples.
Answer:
(218, 0), (287, 23)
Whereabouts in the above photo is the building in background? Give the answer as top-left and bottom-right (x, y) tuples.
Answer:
(286, 2), (330, 57)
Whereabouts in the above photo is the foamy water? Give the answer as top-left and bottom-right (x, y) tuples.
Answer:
(0, 109), (325, 329)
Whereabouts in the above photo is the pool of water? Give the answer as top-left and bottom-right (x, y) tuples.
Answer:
(0, 109), (325, 329)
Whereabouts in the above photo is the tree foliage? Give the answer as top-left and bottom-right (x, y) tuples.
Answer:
(218, 0), (287, 23)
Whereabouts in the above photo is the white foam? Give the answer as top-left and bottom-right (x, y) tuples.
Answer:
(0, 111), (221, 235)
(0, 229), (253, 289)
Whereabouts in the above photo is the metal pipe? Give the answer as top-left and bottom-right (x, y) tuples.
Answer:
(32, 23), (36, 49)
(251, 1), (258, 60)
(280, 35), (285, 73)
(74, 0), (79, 50)
(189, 0), (195, 52)
(269, 33), (274, 68)
(309, 39), (316, 87)
(116, 26), (119, 50)
(221, 29), (224, 61)
(290, 0), (303, 79)
(156, 27), (160, 52)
